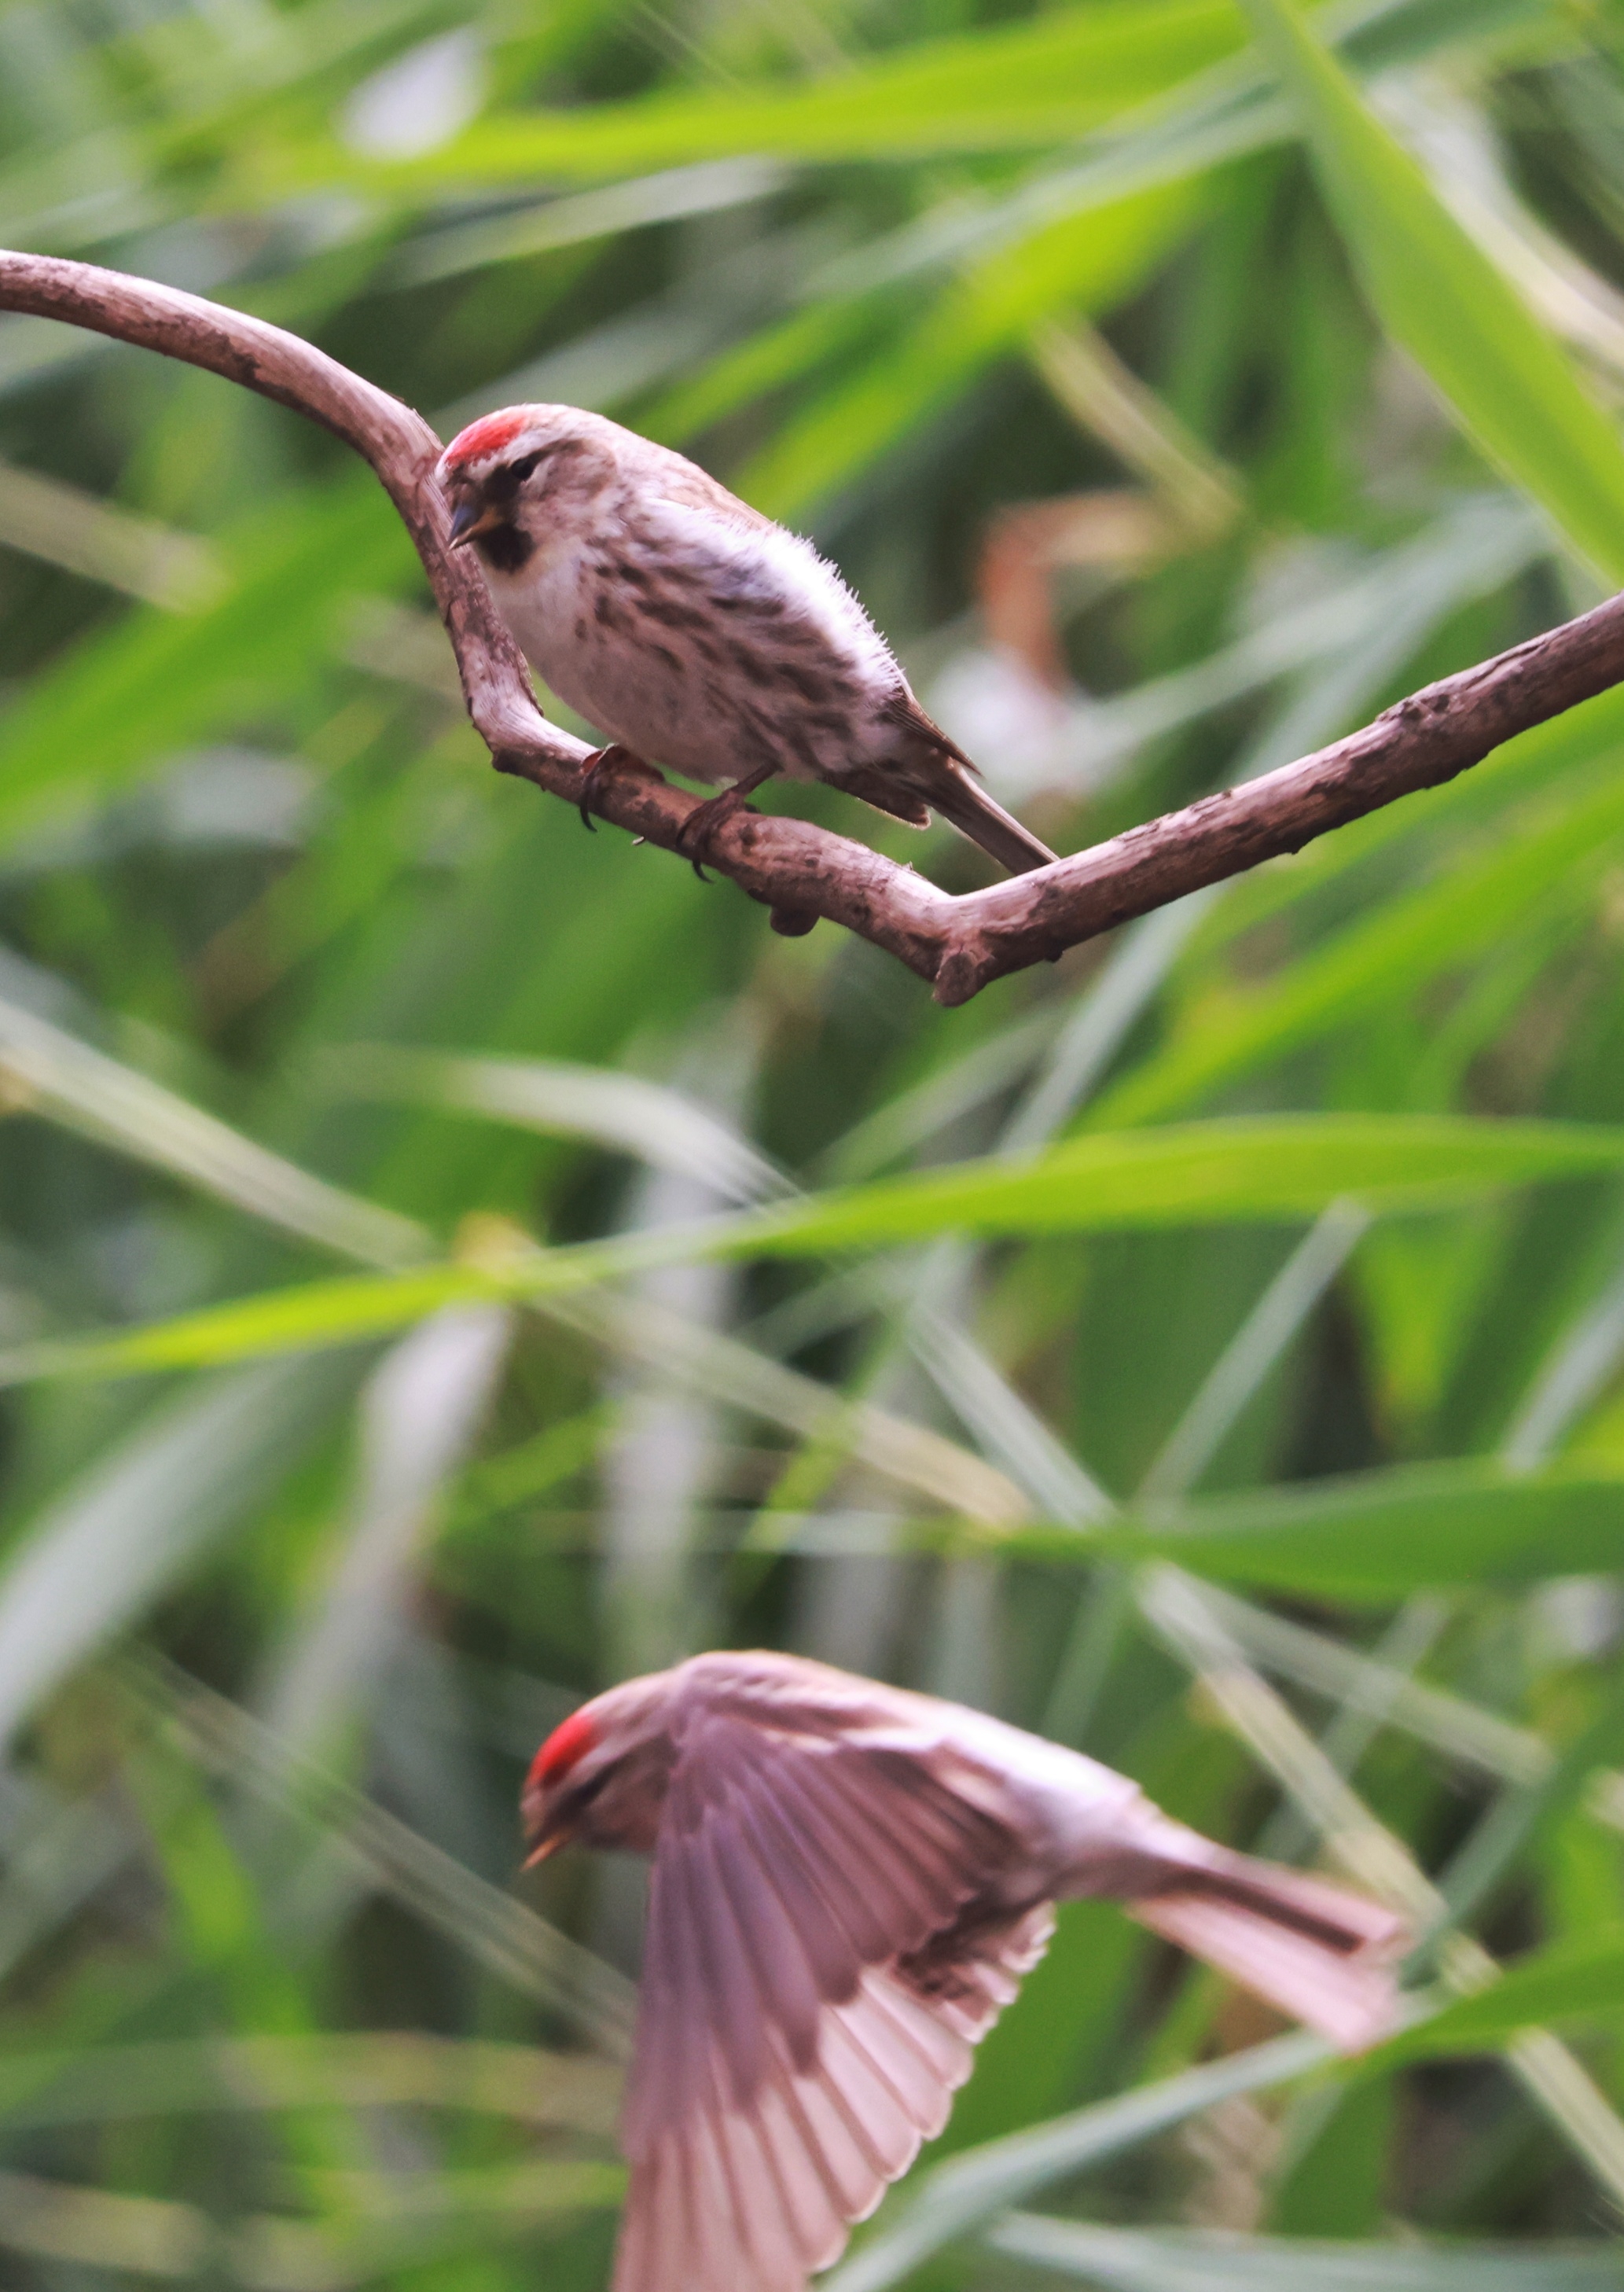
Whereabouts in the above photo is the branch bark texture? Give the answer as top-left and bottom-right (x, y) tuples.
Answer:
(5, 248), (1623, 1006)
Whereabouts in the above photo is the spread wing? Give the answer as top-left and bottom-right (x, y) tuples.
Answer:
(614, 1712), (1052, 2292)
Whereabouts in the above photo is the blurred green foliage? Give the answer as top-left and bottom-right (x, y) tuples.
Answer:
(9, 0), (1624, 2284)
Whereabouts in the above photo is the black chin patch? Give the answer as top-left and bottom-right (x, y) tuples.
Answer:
(475, 523), (535, 574)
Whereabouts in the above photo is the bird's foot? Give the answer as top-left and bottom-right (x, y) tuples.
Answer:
(675, 785), (748, 881)
(577, 744), (640, 831)
(676, 766), (777, 881)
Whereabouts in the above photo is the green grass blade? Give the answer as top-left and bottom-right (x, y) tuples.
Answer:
(0, 2032), (619, 2131)
(0, 977), (427, 1266)
(1096, 763), (1624, 1127)
(821, 2031), (1330, 2292)
(323, 1043), (789, 1205)
(7, 1118), (1624, 1389)
(1109, 1459), (1624, 1598)
(259, 1305), (511, 1761)
(0, 481), (412, 845)
(1383, 1926), (1624, 2061)
(138, 1656), (637, 2054)
(1238, 0), (1624, 579)
(0, 1363), (355, 1756)
(274, 1), (1245, 183)
(738, 186), (1199, 521)
(988, 2213), (1624, 2286)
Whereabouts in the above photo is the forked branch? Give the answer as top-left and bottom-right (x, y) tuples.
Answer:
(5, 248), (1623, 1006)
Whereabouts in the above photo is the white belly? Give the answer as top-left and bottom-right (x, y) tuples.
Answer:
(481, 522), (908, 792)
(487, 542), (747, 786)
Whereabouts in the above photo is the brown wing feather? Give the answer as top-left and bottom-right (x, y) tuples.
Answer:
(876, 686), (1059, 874)
(615, 1712), (1049, 2292)
(879, 685), (980, 773)
(830, 763), (931, 828)
(649, 450), (777, 535)
(1115, 1809), (1405, 2052)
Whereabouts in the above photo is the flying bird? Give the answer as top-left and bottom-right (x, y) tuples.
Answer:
(522, 1650), (1406, 2292)
(435, 404), (1058, 875)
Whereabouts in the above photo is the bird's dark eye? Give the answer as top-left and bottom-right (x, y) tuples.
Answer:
(507, 451), (544, 484)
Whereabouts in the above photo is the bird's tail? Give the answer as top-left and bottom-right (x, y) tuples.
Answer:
(1123, 1827), (1407, 2052)
(923, 767), (1058, 877)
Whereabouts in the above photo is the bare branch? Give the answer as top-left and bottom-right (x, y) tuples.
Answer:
(5, 249), (1623, 1006)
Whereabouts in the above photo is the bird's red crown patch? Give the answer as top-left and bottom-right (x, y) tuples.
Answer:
(443, 408), (534, 471)
(528, 1706), (596, 1790)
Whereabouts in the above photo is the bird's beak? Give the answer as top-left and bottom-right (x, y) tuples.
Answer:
(520, 1788), (571, 1868)
(447, 497), (500, 547)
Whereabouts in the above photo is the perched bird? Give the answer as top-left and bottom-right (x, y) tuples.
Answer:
(523, 1650), (1406, 2292)
(435, 405), (1058, 874)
